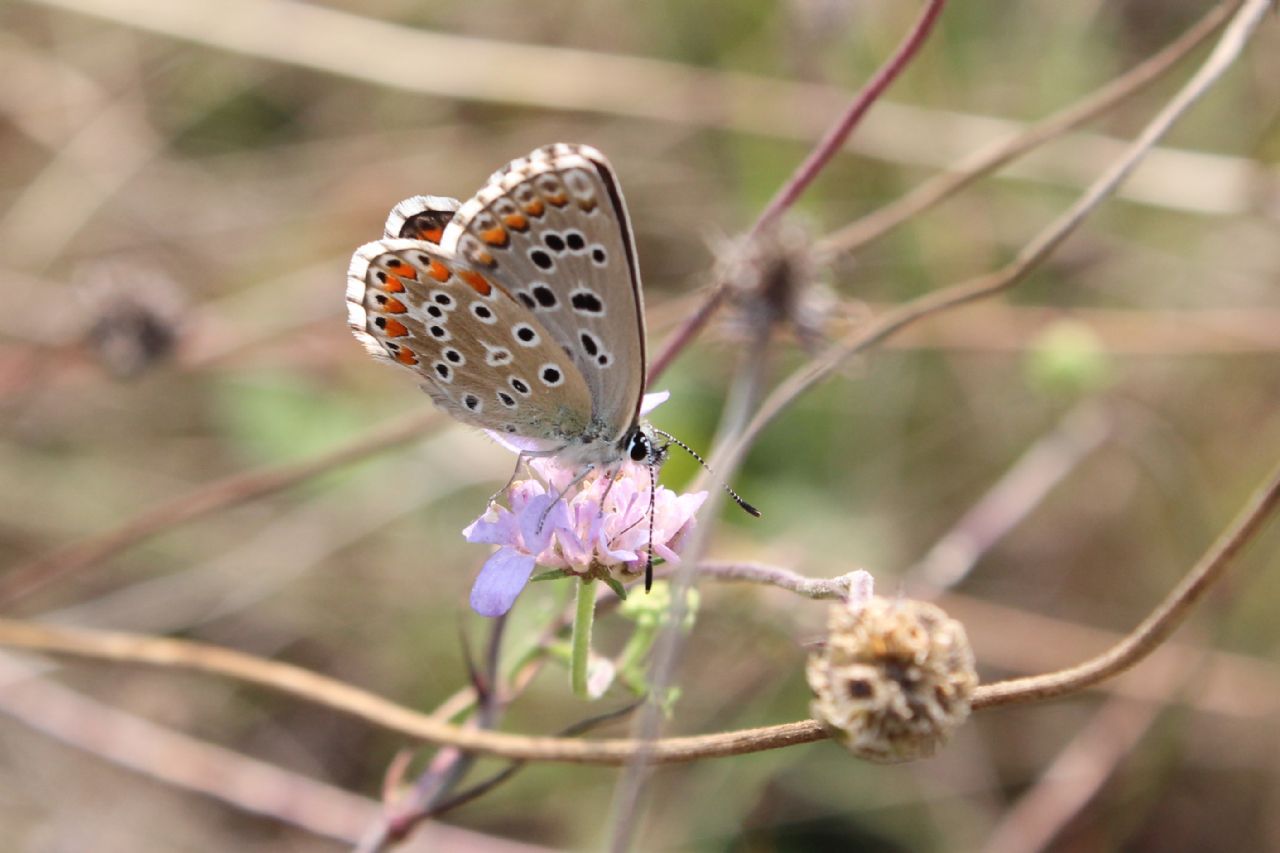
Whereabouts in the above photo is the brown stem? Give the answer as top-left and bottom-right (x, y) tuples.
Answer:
(752, 0), (948, 236)
(973, 451), (1280, 709)
(728, 0), (1274, 471)
(0, 445), (1275, 764)
(647, 0), (947, 385)
(818, 0), (1238, 257)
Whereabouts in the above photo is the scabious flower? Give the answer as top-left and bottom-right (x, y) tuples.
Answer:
(462, 458), (708, 617)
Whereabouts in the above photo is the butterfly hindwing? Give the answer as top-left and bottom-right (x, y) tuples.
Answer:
(346, 238), (594, 441)
(383, 195), (460, 243)
(442, 144), (646, 445)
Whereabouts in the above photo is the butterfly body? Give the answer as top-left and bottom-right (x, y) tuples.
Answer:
(347, 144), (653, 471)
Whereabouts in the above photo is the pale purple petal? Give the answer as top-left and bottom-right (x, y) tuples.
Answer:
(484, 430), (558, 455)
(519, 494), (571, 555)
(652, 541), (681, 563)
(462, 505), (517, 545)
(470, 548), (536, 617)
(640, 391), (669, 415)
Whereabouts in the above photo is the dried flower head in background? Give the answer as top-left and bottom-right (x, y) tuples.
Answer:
(807, 596), (977, 763)
(719, 220), (835, 349)
(77, 261), (184, 379)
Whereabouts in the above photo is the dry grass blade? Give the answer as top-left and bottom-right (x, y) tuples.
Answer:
(0, 409), (437, 607)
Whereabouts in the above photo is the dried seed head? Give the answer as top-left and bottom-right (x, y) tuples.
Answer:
(719, 220), (834, 348)
(77, 261), (184, 379)
(807, 596), (976, 763)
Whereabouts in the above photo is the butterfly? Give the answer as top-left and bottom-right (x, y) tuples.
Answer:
(346, 144), (756, 588)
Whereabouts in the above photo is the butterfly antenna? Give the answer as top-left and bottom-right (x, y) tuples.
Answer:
(646, 462), (657, 592)
(652, 429), (762, 518)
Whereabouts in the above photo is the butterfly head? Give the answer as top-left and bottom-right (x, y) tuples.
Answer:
(624, 423), (667, 467)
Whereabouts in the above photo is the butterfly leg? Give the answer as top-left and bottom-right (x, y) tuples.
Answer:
(535, 463), (596, 535)
(489, 451), (535, 506)
(596, 462), (622, 511)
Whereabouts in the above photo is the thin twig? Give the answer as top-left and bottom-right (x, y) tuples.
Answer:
(908, 402), (1114, 592)
(648, 0), (946, 385)
(0, 409), (437, 608)
(26, 0), (1260, 219)
(753, 0), (948, 236)
(818, 0), (1238, 256)
(728, 0), (1275, 471)
(361, 617), (510, 852)
(0, 615), (828, 763)
(682, 562), (861, 599)
(0, 447), (1274, 764)
(974, 450), (1280, 709)
(981, 696), (1168, 853)
(421, 703), (642, 822)
(0, 655), (524, 850)
(646, 285), (728, 385)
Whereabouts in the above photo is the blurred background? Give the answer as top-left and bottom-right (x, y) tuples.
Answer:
(1, 0), (1279, 850)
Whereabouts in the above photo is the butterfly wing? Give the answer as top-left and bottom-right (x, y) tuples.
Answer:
(383, 195), (460, 242)
(347, 238), (594, 443)
(442, 144), (646, 446)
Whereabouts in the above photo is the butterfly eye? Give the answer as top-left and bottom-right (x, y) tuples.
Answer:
(627, 432), (651, 462)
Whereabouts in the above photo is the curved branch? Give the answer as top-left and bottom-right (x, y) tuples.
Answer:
(0, 616), (828, 764)
(818, 0), (1238, 256)
(973, 452), (1280, 709)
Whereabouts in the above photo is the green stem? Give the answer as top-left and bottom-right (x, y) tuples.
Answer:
(570, 578), (596, 698)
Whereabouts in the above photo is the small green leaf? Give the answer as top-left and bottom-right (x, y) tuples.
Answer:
(602, 575), (629, 600)
(531, 568), (572, 583)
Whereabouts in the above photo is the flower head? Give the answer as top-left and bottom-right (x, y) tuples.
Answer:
(807, 594), (977, 763)
(462, 456), (707, 617)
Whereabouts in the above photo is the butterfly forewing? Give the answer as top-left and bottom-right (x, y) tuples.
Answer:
(346, 238), (594, 442)
(442, 144), (646, 445)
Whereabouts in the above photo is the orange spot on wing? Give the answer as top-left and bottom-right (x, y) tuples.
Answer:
(502, 212), (529, 231)
(471, 248), (496, 267)
(458, 270), (492, 296)
(545, 191), (569, 207)
(418, 226), (445, 244)
(426, 260), (451, 282)
(384, 319), (409, 337)
(480, 226), (509, 247)
(578, 198), (598, 213)
(383, 297), (407, 314)
(382, 275), (406, 293)
(394, 347), (419, 365)
(523, 198), (545, 217)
